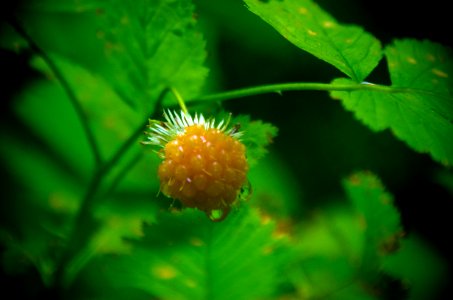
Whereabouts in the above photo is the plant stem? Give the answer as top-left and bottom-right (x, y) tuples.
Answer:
(189, 81), (418, 103)
(171, 87), (189, 114)
(8, 17), (103, 166)
(55, 88), (168, 288)
(54, 116), (149, 287)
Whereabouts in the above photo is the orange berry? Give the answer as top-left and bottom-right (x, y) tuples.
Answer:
(160, 125), (248, 213)
(144, 110), (249, 220)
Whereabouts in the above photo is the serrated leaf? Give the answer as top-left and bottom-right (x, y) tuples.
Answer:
(243, 0), (382, 81)
(331, 39), (453, 166)
(233, 114), (278, 167)
(81, 207), (286, 300)
(343, 172), (402, 273)
(97, 0), (209, 110)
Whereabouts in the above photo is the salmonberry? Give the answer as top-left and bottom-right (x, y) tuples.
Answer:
(143, 110), (249, 220)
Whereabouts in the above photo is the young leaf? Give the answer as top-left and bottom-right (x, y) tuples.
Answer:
(287, 172), (403, 299)
(343, 172), (402, 273)
(232, 114), (278, 167)
(243, 0), (382, 82)
(331, 39), (453, 166)
(97, 0), (209, 110)
(80, 207), (286, 300)
(288, 205), (368, 299)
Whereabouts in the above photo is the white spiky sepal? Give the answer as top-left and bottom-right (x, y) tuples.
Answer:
(143, 110), (242, 148)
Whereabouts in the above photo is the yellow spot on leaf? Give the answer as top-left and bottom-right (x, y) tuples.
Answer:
(120, 16), (129, 25)
(307, 29), (317, 36)
(262, 245), (274, 255)
(380, 195), (391, 205)
(426, 53), (436, 62)
(322, 21), (335, 28)
(260, 213), (272, 225)
(190, 237), (204, 247)
(185, 279), (197, 288)
(48, 192), (78, 213)
(96, 30), (105, 39)
(406, 57), (417, 64)
(432, 68), (448, 78)
(152, 265), (177, 280)
(358, 214), (367, 231)
(298, 7), (308, 14)
(345, 38), (353, 44)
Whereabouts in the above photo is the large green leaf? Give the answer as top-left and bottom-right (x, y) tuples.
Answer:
(243, 0), (382, 82)
(1, 53), (163, 286)
(97, 0), (209, 110)
(331, 39), (453, 166)
(79, 207), (286, 300)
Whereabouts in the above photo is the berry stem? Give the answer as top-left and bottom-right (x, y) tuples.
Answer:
(171, 87), (189, 114)
(189, 81), (440, 103)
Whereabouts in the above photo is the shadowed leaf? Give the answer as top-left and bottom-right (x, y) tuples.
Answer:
(244, 0), (382, 81)
(331, 39), (453, 166)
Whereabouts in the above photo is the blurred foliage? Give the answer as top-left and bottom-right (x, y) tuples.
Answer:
(1, 0), (452, 299)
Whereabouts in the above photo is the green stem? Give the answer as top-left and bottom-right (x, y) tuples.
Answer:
(171, 87), (188, 114)
(8, 17), (103, 166)
(105, 152), (144, 197)
(189, 81), (425, 104)
(55, 88), (168, 288)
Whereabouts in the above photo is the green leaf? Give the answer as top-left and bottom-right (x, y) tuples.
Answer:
(331, 39), (453, 166)
(382, 235), (448, 300)
(17, 0), (104, 13)
(3, 53), (163, 286)
(287, 172), (403, 299)
(435, 169), (453, 196)
(243, 0), (382, 82)
(0, 132), (85, 286)
(233, 114), (278, 167)
(80, 207), (286, 300)
(30, 54), (145, 161)
(97, 0), (209, 110)
(61, 198), (159, 286)
(343, 172), (402, 273)
(247, 152), (301, 218)
(288, 205), (367, 299)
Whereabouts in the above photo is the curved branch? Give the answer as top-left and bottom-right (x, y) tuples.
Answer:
(8, 17), (103, 166)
